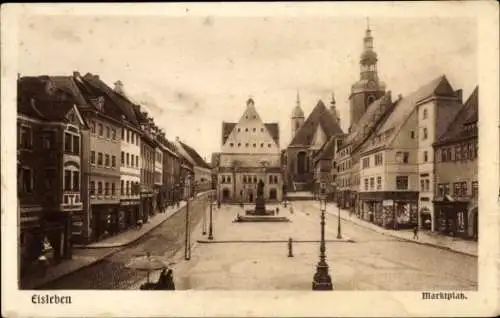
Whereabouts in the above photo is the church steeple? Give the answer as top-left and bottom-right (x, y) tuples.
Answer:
(360, 20), (378, 81)
(330, 92), (340, 126)
(291, 90), (305, 140)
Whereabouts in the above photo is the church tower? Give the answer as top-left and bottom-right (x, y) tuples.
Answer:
(349, 20), (386, 132)
(329, 92), (340, 127)
(291, 91), (305, 139)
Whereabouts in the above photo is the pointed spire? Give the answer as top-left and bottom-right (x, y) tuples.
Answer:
(291, 91), (304, 118)
(330, 92), (336, 106)
(296, 90), (301, 107)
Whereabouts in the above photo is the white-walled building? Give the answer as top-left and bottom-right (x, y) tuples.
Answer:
(218, 98), (283, 203)
(120, 124), (141, 222)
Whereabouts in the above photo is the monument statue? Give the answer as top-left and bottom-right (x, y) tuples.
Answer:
(257, 180), (264, 198)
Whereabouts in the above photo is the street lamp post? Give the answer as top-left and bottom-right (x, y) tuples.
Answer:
(184, 176), (191, 261)
(208, 191), (214, 240)
(202, 195), (207, 235)
(337, 201), (342, 239)
(312, 194), (333, 290)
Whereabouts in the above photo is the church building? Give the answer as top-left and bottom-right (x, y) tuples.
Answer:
(217, 98), (282, 203)
(284, 92), (344, 192)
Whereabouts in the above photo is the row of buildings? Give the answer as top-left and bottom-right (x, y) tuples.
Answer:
(281, 26), (478, 240)
(17, 72), (211, 274)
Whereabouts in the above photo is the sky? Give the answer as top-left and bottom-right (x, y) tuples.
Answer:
(18, 14), (477, 161)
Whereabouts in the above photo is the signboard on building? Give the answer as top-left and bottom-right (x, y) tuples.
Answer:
(383, 200), (393, 206)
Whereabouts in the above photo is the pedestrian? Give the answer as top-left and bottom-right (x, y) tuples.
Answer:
(290, 206), (294, 214)
(413, 225), (419, 240)
(165, 269), (176, 290)
(276, 207), (280, 215)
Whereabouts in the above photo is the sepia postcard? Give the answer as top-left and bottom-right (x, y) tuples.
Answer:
(1, 2), (499, 317)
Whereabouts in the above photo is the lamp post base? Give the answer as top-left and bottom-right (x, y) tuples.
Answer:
(312, 262), (333, 290)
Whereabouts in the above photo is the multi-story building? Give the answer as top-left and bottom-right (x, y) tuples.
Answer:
(356, 76), (463, 230)
(135, 110), (157, 221)
(17, 76), (86, 272)
(158, 134), (182, 205)
(154, 137), (164, 211)
(285, 94), (344, 192)
(73, 73), (123, 241)
(433, 87), (478, 239)
(217, 98), (283, 203)
(174, 137), (212, 195)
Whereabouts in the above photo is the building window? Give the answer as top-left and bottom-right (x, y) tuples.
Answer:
(268, 144), (271, 148)
(396, 176), (408, 190)
(98, 123), (103, 136)
(64, 169), (72, 191)
(121, 151), (124, 166)
(261, 128), (264, 132)
(230, 143), (234, 147)
(121, 128), (125, 140)
(44, 169), (55, 190)
(362, 157), (370, 168)
(106, 126), (110, 139)
(90, 181), (96, 196)
(453, 182), (467, 197)
(19, 125), (33, 149)
(420, 179), (425, 192)
(121, 180), (124, 195)
(274, 176), (278, 183)
(227, 176), (231, 183)
(90, 121), (96, 134)
(410, 130), (415, 139)
(468, 143), (474, 160)
(238, 128), (241, 132)
(364, 178), (368, 191)
(422, 127), (428, 140)
(245, 128), (248, 132)
(41, 131), (55, 150)
(73, 135), (80, 155)
(136, 156), (139, 167)
(64, 132), (72, 153)
(455, 145), (462, 161)
(126, 130), (130, 143)
(423, 109), (428, 119)
(104, 154), (110, 167)
(396, 151), (409, 163)
(97, 153), (103, 166)
(245, 143), (249, 147)
(423, 151), (428, 163)
(375, 153), (383, 165)
(112, 155), (116, 168)
(91, 151), (96, 165)
(425, 179), (430, 191)
(269, 175), (273, 183)
(111, 182), (116, 195)
(260, 143), (264, 147)
(126, 181), (130, 195)
(472, 181), (478, 198)
(21, 167), (33, 193)
(105, 182), (110, 195)
(253, 143), (256, 147)
(112, 128), (116, 140)
(126, 153), (130, 166)
(376, 176), (382, 190)
(72, 171), (79, 191)
(131, 133), (134, 144)
(369, 177), (374, 190)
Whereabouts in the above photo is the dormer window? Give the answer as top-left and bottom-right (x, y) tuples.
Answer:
(260, 143), (264, 147)
(245, 128), (248, 132)
(230, 143), (234, 147)
(238, 143), (241, 147)
(423, 109), (428, 119)
(253, 143), (256, 147)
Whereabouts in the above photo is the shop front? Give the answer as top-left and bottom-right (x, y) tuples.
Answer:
(91, 204), (120, 241)
(433, 196), (469, 238)
(469, 206), (478, 240)
(359, 191), (418, 230)
(419, 207), (432, 230)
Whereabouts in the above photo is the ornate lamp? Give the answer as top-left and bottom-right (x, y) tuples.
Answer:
(312, 192), (333, 290)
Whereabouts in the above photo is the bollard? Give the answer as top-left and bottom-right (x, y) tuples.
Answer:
(288, 237), (294, 257)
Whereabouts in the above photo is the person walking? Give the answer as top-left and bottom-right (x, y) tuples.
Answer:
(276, 207), (280, 215)
(413, 225), (419, 240)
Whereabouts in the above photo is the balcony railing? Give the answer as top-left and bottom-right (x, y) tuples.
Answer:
(61, 192), (83, 210)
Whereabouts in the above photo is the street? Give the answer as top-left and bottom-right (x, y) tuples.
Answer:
(37, 200), (477, 290)
(172, 201), (477, 290)
(37, 198), (209, 290)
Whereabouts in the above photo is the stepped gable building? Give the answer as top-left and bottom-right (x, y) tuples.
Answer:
(433, 87), (478, 239)
(285, 93), (344, 192)
(218, 98), (283, 203)
(354, 75), (463, 230)
(17, 76), (86, 272)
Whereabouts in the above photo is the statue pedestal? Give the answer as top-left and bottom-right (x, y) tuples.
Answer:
(245, 196), (274, 216)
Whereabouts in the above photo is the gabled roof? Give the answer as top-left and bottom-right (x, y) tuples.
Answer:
(221, 122), (279, 145)
(289, 100), (344, 147)
(435, 86), (478, 146)
(314, 137), (337, 162)
(177, 140), (211, 170)
(80, 73), (139, 126)
(17, 76), (79, 121)
(342, 91), (394, 151)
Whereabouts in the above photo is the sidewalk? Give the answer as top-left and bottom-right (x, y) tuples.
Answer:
(21, 191), (210, 289)
(318, 202), (478, 257)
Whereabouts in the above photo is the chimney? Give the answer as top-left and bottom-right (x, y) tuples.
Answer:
(455, 89), (463, 103)
(114, 80), (125, 95)
(398, 94), (403, 101)
(176, 136), (180, 142)
(73, 71), (81, 78)
(17, 73), (21, 79)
